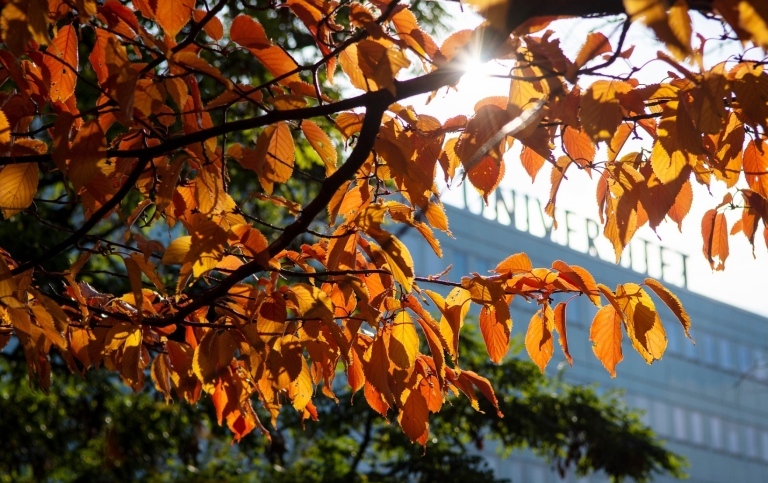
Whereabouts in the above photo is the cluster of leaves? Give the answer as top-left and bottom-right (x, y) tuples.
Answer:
(0, 0), (765, 447)
(0, 327), (684, 483)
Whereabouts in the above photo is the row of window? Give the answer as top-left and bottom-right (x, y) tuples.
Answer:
(633, 395), (768, 460)
(666, 326), (768, 381)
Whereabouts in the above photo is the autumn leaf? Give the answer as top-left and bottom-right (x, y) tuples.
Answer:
(43, 25), (78, 103)
(581, 80), (633, 143)
(156, 0), (194, 37)
(701, 209), (729, 270)
(644, 277), (693, 341)
(616, 283), (667, 363)
(0, 163), (38, 219)
(525, 306), (554, 372)
(590, 305), (623, 377)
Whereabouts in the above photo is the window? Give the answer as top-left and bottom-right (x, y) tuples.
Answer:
(652, 401), (670, 436)
(710, 416), (723, 450)
(690, 411), (704, 445)
(667, 324), (680, 354)
(754, 350), (768, 381)
(726, 423), (740, 454)
(744, 426), (758, 458)
(633, 396), (650, 426)
(673, 407), (686, 440)
(761, 431), (768, 461)
(738, 344), (752, 373)
(702, 333), (717, 365)
(719, 339), (734, 370)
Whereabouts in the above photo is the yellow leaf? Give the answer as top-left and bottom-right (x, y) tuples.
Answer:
(371, 230), (415, 293)
(581, 80), (633, 142)
(355, 39), (410, 94)
(0, 163), (38, 219)
(616, 283), (667, 363)
(0, 108), (9, 145)
(162, 236), (192, 265)
(193, 329), (236, 392)
(589, 305), (623, 377)
(0, 0), (49, 55)
(390, 311), (419, 369)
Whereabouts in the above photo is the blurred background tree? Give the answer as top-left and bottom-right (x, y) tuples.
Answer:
(0, 326), (683, 482)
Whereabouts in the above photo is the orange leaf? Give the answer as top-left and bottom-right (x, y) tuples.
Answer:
(589, 305), (623, 377)
(398, 383), (429, 446)
(230, 14), (271, 48)
(494, 252), (533, 275)
(68, 121), (107, 191)
(456, 370), (503, 418)
(581, 80), (633, 142)
(301, 120), (337, 175)
(552, 302), (572, 366)
(43, 24), (78, 102)
(566, 32), (611, 81)
(743, 140), (768, 198)
(252, 122), (295, 194)
(479, 304), (512, 364)
(562, 126), (596, 167)
(525, 306), (554, 372)
(701, 209), (729, 270)
(192, 9), (223, 41)
(156, 0), (194, 37)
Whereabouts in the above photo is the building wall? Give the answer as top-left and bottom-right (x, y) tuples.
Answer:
(400, 204), (768, 482)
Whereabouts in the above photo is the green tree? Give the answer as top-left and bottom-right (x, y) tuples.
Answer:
(0, 326), (683, 482)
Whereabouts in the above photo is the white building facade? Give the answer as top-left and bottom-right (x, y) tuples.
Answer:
(400, 190), (768, 483)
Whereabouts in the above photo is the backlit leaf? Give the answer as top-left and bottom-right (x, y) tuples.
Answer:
(156, 0), (194, 37)
(589, 305), (623, 377)
(390, 311), (419, 370)
(616, 283), (667, 363)
(525, 306), (554, 372)
(0, 163), (38, 219)
(43, 25), (78, 102)
(644, 277), (693, 341)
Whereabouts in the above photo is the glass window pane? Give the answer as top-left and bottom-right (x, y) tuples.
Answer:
(690, 411), (704, 445)
(738, 344), (752, 373)
(711, 416), (723, 450)
(673, 407), (686, 440)
(652, 401), (670, 436)
(702, 333), (717, 365)
(761, 431), (768, 461)
(667, 325), (680, 354)
(719, 339), (734, 369)
(727, 423), (740, 453)
(745, 426), (758, 458)
(633, 395), (650, 426)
